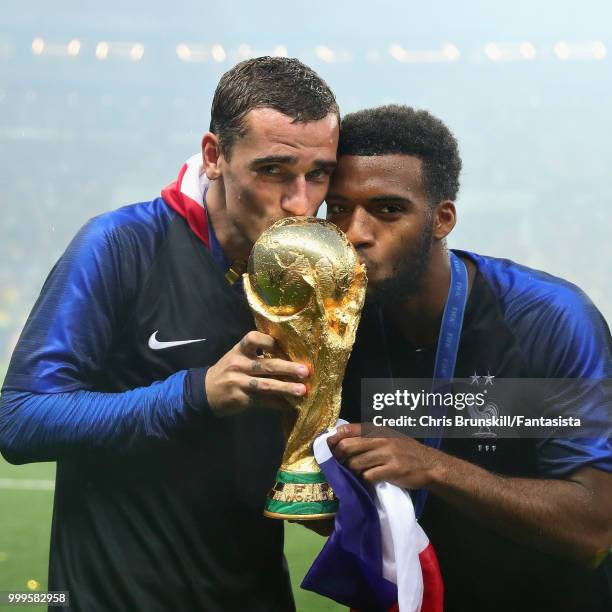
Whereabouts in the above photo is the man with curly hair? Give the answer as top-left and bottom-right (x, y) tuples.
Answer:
(326, 105), (612, 612)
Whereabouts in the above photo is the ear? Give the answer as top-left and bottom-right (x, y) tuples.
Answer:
(432, 200), (456, 240)
(202, 132), (223, 180)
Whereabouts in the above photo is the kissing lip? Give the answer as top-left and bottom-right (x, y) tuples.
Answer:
(356, 256), (376, 274)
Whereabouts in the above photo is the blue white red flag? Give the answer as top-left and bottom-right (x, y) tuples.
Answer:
(161, 153), (210, 247)
(302, 423), (444, 612)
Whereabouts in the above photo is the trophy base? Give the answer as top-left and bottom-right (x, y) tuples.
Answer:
(264, 470), (338, 521)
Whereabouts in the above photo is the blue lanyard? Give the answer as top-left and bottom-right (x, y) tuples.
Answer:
(431, 252), (469, 384)
(414, 251), (468, 517)
(379, 252), (469, 518)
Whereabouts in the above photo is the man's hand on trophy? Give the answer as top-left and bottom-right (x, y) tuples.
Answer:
(205, 331), (310, 417)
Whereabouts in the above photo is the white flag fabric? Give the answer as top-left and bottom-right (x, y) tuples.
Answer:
(302, 422), (444, 612)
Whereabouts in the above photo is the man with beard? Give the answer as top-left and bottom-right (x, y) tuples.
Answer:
(0, 57), (338, 611)
(324, 105), (612, 611)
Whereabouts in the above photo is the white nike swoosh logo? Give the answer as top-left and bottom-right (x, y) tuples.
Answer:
(148, 331), (207, 350)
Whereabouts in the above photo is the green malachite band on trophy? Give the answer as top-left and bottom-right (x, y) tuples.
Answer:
(264, 470), (339, 519)
(264, 498), (338, 516)
(276, 470), (327, 484)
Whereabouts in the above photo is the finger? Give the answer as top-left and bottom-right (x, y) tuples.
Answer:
(345, 449), (387, 475)
(238, 374), (307, 399)
(249, 356), (309, 380)
(332, 437), (380, 463)
(361, 465), (392, 485)
(225, 354), (308, 382)
(327, 423), (363, 448)
(237, 331), (277, 357)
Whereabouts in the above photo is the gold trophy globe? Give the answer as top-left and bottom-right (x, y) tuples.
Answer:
(243, 217), (366, 520)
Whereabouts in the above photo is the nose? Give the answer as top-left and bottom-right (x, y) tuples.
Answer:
(344, 207), (375, 250)
(280, 177), (312, 216)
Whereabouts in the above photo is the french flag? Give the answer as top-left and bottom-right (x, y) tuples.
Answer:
(161, 153), (211, 248)
(302, 423), (444, 612)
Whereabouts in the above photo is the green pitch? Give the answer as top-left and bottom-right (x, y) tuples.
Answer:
(0, 457), (342, 611)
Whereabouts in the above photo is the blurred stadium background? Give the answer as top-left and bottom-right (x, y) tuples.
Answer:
(0, 1), (610, 609)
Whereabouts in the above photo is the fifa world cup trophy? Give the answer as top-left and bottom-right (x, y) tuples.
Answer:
(243, 217), (366, 520)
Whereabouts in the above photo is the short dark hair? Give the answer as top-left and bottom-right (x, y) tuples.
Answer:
(210, 56), (339, 158)
(338, 105), (462, 205)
